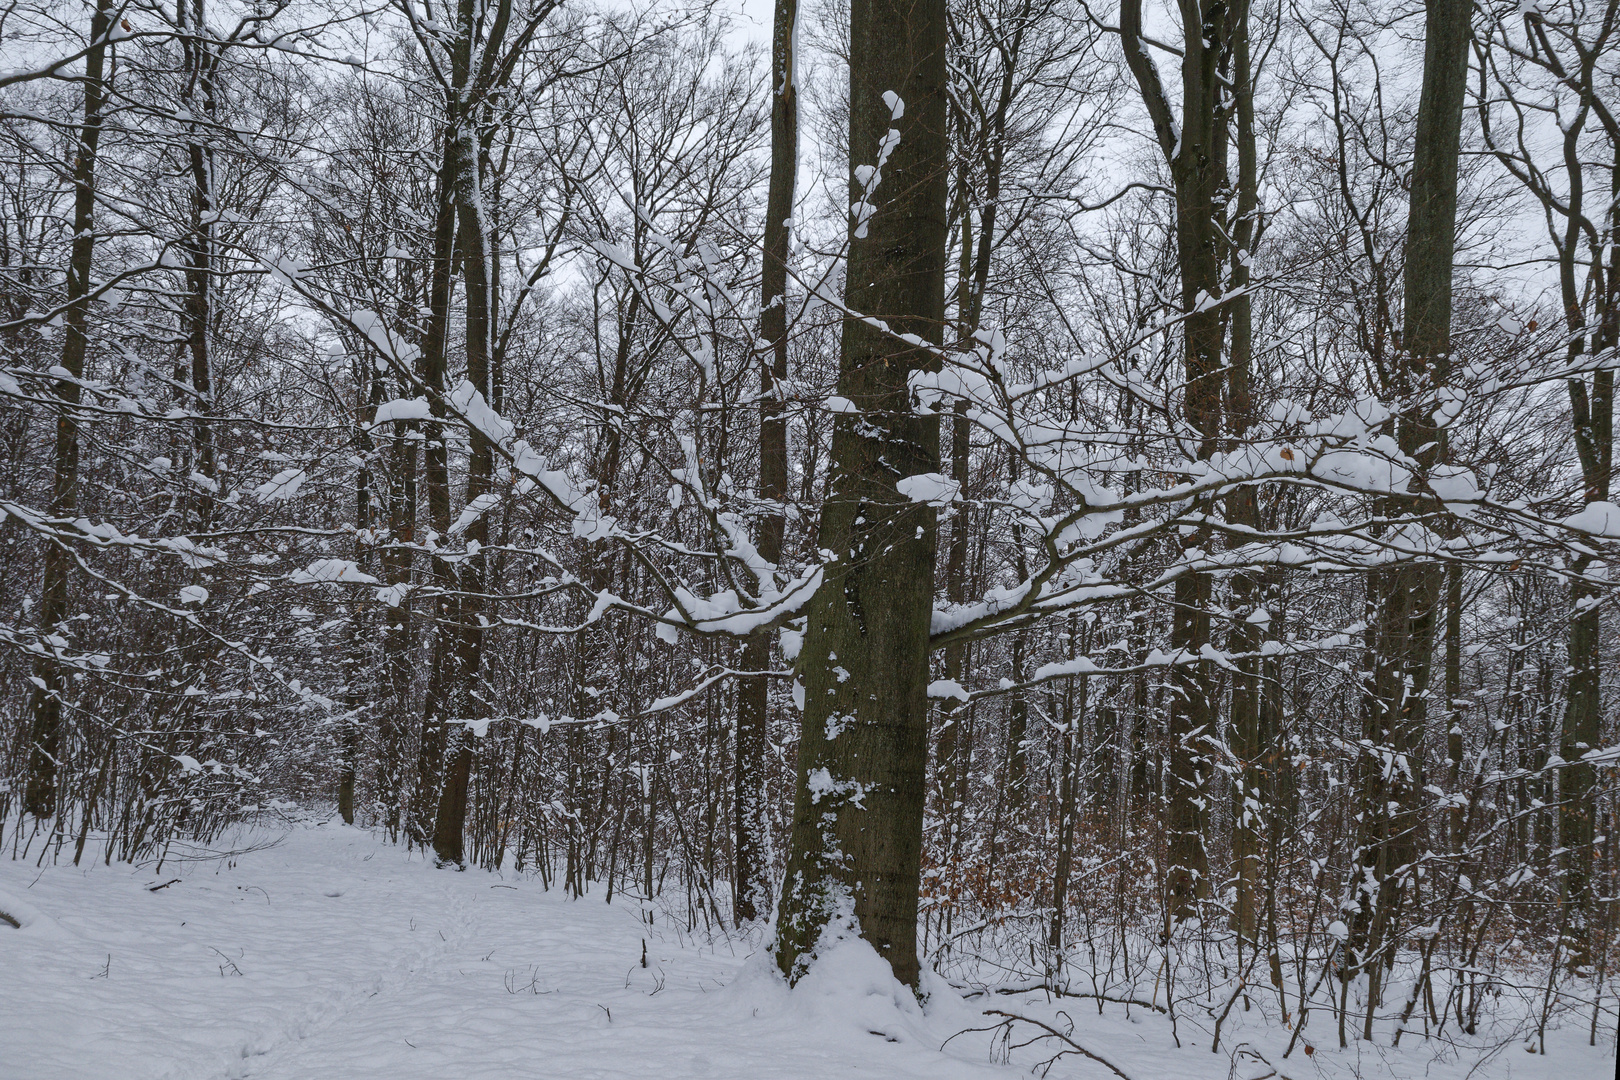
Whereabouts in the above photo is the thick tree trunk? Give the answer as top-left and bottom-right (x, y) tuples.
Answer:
(774, 0), (948, 988)
(734, 0), (798, 924)
(23, 0), (114, 819)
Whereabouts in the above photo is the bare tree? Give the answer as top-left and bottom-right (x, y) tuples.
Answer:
(22, 0), (115, 820)
(774, 0), (950, 988)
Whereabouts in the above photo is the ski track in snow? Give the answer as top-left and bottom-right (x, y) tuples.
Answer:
(1, 823), (1614, 1080)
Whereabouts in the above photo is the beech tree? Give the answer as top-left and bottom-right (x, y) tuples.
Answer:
(772, 0), (950, 988)
(1334, 0), (1473, 1020)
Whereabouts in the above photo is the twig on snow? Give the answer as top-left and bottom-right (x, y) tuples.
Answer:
(946, 1008), (1137, 1080)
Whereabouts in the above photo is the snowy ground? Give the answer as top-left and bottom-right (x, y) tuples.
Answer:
(0, 822), (1613, 1080)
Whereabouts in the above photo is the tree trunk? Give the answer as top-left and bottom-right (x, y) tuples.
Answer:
(1121, 0), (1233, 925)
(339, 369), (381, 826)
(1560, 169), (1616, 965)
(1444, 562), (1463, 852)
(774, 0), (948, 988)
(380, 405), (418, 838)
(936, 153), (976, 869)
(1355, 0), (1470, 972)
(735, 0), (798, 924)
(1005, 457), (1032, 808)
(1048, 620), (1086, 968)
(408, 132), (459, 847)
(936, 400), (970, 859)
(1225, 0), (1263, 943)
(24, 0), (114, 820)
(432, 8), (499, 864)
(179, 0), (218, 529)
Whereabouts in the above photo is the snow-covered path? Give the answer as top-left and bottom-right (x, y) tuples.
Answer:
(0, 824), (1008, 1080)
(2, 822), (1614, 1080)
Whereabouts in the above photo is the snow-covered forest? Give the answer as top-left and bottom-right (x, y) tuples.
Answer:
(1, 0), (1618, 1073)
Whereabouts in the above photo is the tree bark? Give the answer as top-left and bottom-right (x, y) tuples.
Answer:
(24, 0), (114, 819)
(1355, 0), (1470, 971)
(1121, 0), (1234, 925)
(431, 0), (500, 865)
(774, 0), (948, 988)
(179, 0), (218, 530)
(1224, 0), (1264, 944)
(408, 133), (459, 846)
(735, 0), (798, 924)
(380, 400), (418, 839)
(937, 147), (976, 870)
(1048, 616), (1086, 966)
(1560, 187), (1615, 968)
(339, 366), (381, 825)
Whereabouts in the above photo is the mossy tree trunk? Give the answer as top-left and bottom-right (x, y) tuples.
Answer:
(773, 0), (948, 989)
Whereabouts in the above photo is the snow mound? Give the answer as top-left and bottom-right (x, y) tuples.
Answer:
(0, 884), (72, 940)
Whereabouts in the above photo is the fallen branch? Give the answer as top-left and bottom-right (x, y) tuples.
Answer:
(979, 1009), (1136, 1080)
(1227, 1043), (1299, 1080)
(978, 983), (1168, 1013)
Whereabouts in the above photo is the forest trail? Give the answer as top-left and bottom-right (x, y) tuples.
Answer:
(0, 823), (1008, 1080)
(1, 822), (1611, 1080)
